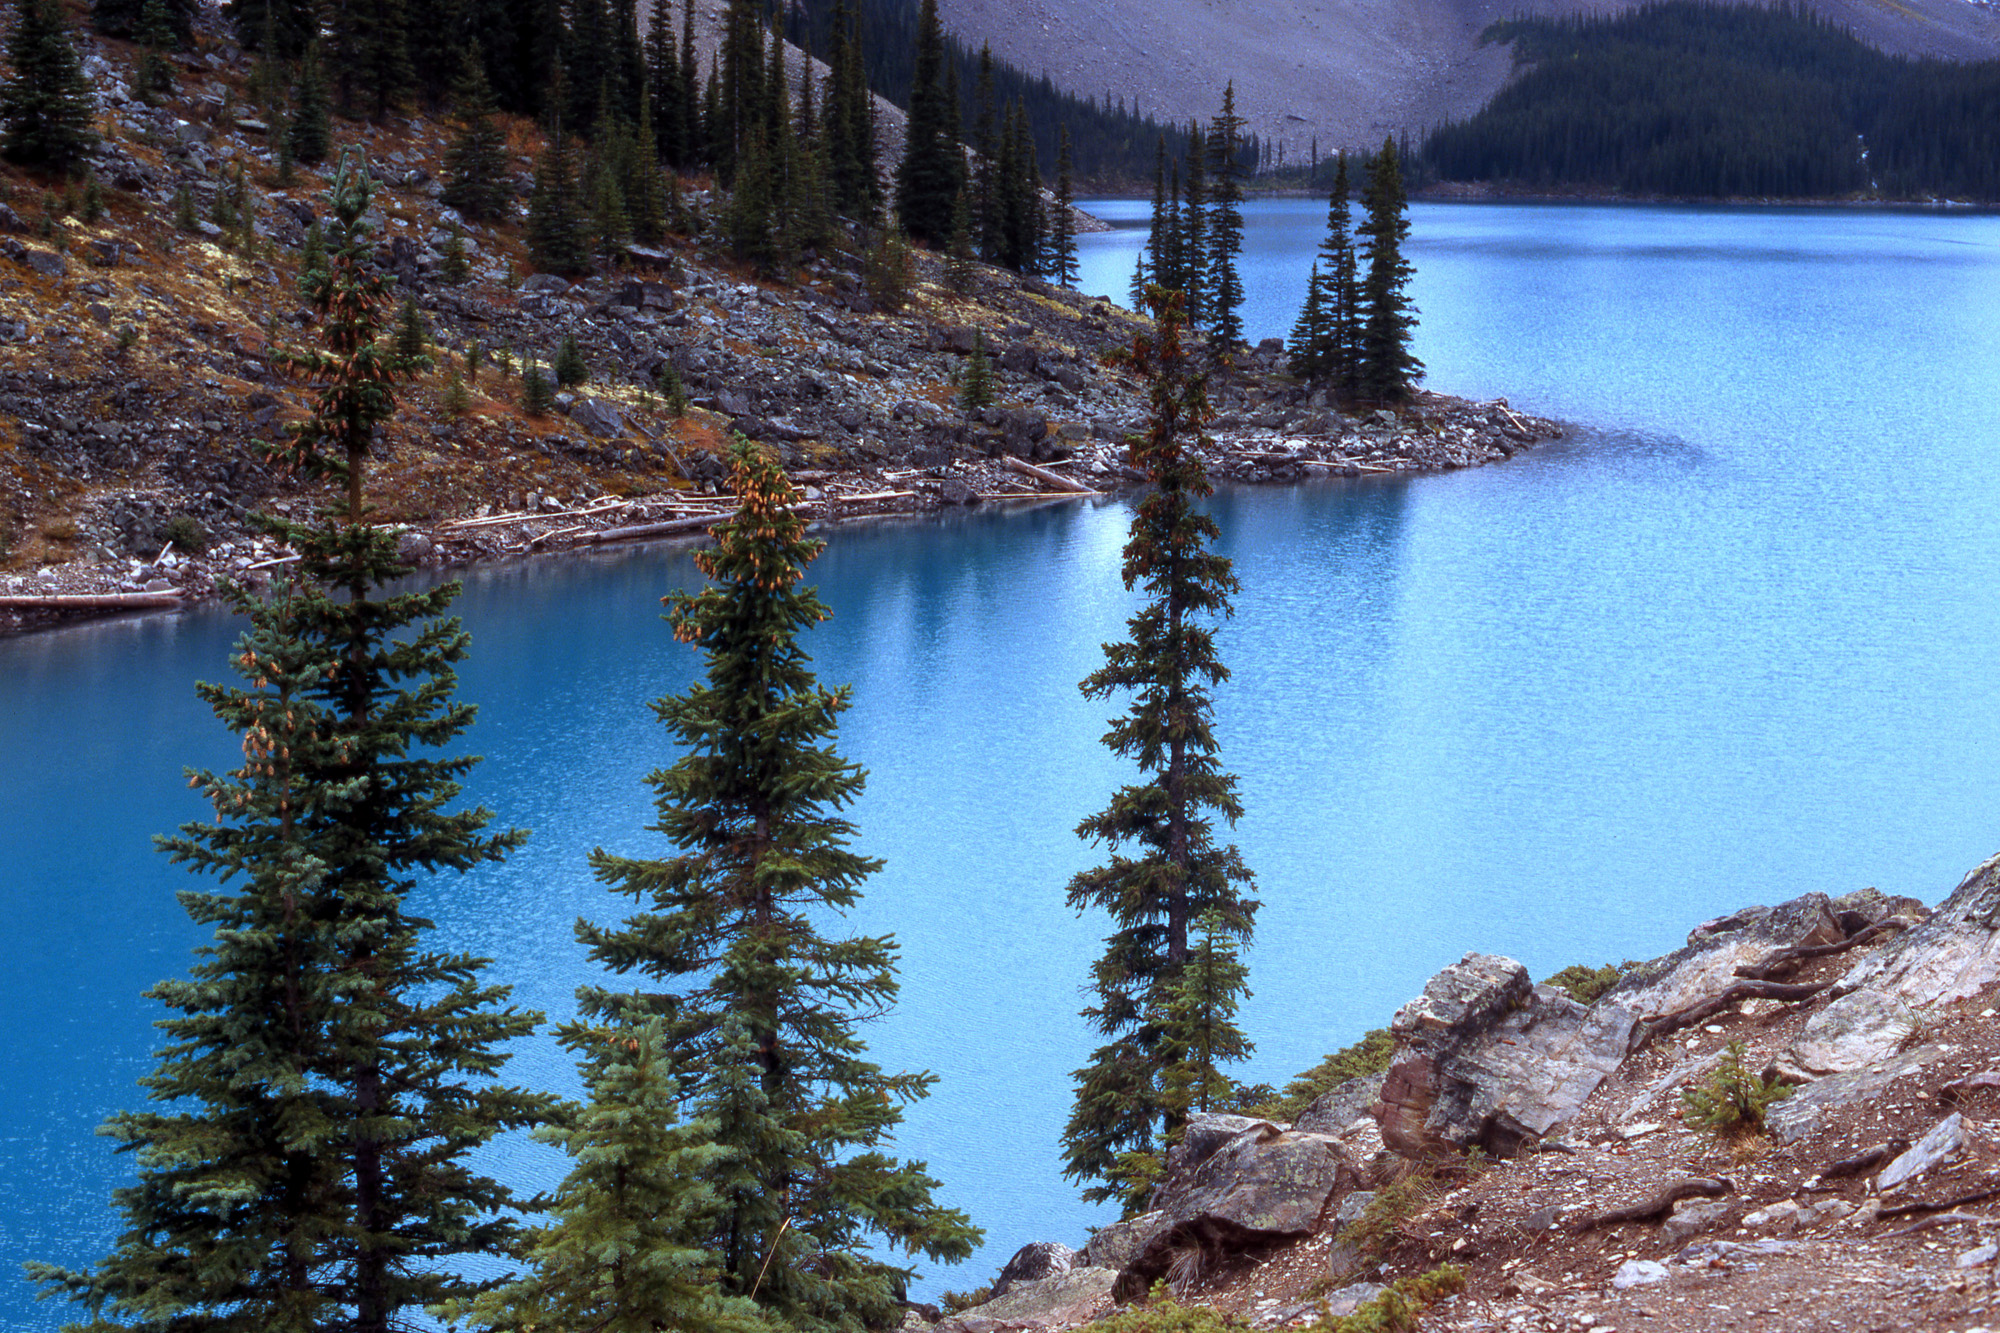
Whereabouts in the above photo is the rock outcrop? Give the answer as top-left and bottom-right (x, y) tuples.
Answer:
(989, 1241), (1076, 1299)
(937, 1267), (1118, 1333)
(1835, 852), (2000, 1006)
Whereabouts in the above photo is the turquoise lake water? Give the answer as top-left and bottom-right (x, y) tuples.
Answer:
(6, 199), (2000, 1320)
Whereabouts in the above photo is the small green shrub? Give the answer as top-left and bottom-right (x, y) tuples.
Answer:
(1336, 1171), (1433, 1259)
(1253, 1029), (1395, 1122)
(960, 330), (994, 412)
(937, 1286), (992, 1315)
(864, 229), (912, 312)
(1307, 1265), (1465, 1333)
(521, 361), (553, 417)
(656, 363), (689, 416)
(442, 365), (471, 417)
(553, 332), (590, 387)
(1084, 1295), (1246, 1333)
(1543, 963), (1626, 1005)
(162, 514), (209, 554)
(1681, 1040), (1792, 1134)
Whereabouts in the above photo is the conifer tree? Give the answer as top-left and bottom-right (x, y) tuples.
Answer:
(588, 149), (630, 260)
(960, 329), (993, 411)
(1205, 84), (1247, 348)
(825, 0), (876, 221)
(287, 41), (332, 165)
(29, 153), (548, 1333)
(1048, 127), (1078, 287)
(442, 225), (472, 283)
(135, 0), (178, 102)
(972, 44), (999, 261)
(576, 439), (982, 1332)
(1157, 908), (1253, 1123)
(391, 292), (431, 370)
(893, 0), (960, 246)
(1287, 260), (1330, 380)
(944, 185), (976, 293)
(1132, 136), (1165, 305)
(444, 49), (513, 222)
(553, 330), (590, 386)
(1180, 124), (1208, 325)
(447, 1019), (768, 1333)
(645, 0), (685, 163)
(94, 0), (192, 43)
(1, 0), (99, 175)
(725, 126), (780, 274)
(1062, 285), (1258, 1212)
(528, 130), (591, 276)
(629, 104), (668, 245)
(1318, 152), (1362, 395)
(330, 0), (414, 119)
(522, 357), (553, 414)
(716, 0), (762, 182)
(1356, 136), (1422, 402)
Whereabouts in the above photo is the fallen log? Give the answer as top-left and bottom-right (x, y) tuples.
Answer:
(0, 591), (183, 610)
(1881, 1212), (1996, 1239)
(1879, 1185), (2000, 1221)
(1736, 918), (1909, 980)
(1570, 1177), (1732, 1231)
(1298, 457), (1398, 474)
(1629, 980), (1831, 1052)
(1811, 1139), (1909, 1186)
(571, 513), (733, 546)
(1001, 454), (1097, 495)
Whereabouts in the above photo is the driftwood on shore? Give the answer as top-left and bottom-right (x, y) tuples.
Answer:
(1002, 455), (1098, 495)
(0, 591), (184, 610)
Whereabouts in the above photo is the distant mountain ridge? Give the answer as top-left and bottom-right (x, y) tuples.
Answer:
(931, 0), (2000, 161)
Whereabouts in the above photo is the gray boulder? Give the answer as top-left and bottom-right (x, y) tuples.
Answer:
(937, 1267), (1117, 1333)
(520, 273), (570, 295)
(1378, 956), (1629, 1158)
(1765, 1045), (1948, 1143)
(989, 1242), (1074, 1299)
(1879, 1112), (1969, 1192)
(1773, 989), (1915, 1081)
(1079, 1210), (1169, 1271)
(1120, 1125), (1352, 1297)
(1660, 1199), (1733, 1244)
(1836, 851), (2000, 1007)
(1294, 1075), (1384, 1136)
(1150, 1114), (1278, 1212)
(570, 397), (625, 439)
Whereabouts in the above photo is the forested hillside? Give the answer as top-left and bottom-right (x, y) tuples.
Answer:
(1421, 1), (2000, 200)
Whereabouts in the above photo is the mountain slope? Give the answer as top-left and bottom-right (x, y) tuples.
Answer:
(934, 0), (2000, 160)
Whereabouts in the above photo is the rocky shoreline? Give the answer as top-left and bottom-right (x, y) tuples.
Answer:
(912, 865), (2000, 1333)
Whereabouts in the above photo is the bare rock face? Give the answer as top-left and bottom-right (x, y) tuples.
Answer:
(1118, 1124), (1353, 1298)
(1765, 1045), (1949, 1143)
(1835, 851), (2000, 1006)
(1377, 953), (1631, 1158)
(989, 1241), (1075, 1299)
(1149, 1114), (1283, 1214)
(1377, 896), (1855, 1158)
(937, 1267), (1118, 1333)
(1773, 989), (1916, 1081)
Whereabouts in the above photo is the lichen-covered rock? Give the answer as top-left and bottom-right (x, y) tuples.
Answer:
(1079, 1210), (1169, 1271)
(1149, 1114), (1282, 1214)
(1774, 989), (1916, 1081)
(1294, 1075), (1384, 1136)
(1118, 1126), (1352, 1298)
(937, 1267), (1118, 1333)
(989, 1241), (1075, 1299)
(1836, 852), (2000, 1006)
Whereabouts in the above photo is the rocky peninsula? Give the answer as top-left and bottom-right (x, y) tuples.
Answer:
(0, 8), (1557, 636)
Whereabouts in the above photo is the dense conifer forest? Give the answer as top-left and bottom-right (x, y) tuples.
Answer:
(1420, 1), (2000, 201)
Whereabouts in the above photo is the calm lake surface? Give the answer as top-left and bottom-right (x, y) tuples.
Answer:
(7, 199), (2000, 1320)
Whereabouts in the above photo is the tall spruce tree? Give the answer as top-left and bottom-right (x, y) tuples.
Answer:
(1157, 908), (1253, 1123)
(1131, 136), (1166, 305)
(1, 0), (98, 174)
(528, 129), (591, 276)
(287, 40), (332, 165)
(1205, 84), (1247, 348)
(443, 48), (513, 222)
(1357, 136), (1422, 402)
(893, 0), (960, 246)
(1180, 124), (1208, 326)
(1287, 260), (1331, 381)
(29, 154), (548, 1333)
(329, 0), (414, 118)
(1048, 125), (1078, 286)
(575, 439), (982, 1333)
(1322, 152), (1363, 395)
(1062, 285), (1258, 1213)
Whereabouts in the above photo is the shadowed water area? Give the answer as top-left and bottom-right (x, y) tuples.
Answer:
(5, 200), (2000, 1321)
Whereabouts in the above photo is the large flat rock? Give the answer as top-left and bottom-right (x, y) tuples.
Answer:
(1836, 852), (2000, 1007)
